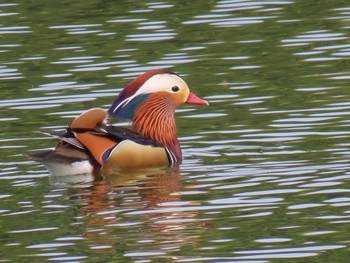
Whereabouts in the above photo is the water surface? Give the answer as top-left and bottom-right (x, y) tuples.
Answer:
(1, 0), (350, 262)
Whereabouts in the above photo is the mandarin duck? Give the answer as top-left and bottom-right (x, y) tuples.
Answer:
(29, 70), (208, 176)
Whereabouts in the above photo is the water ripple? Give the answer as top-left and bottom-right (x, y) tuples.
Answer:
(1, 1), (350, 262)
(184, 0), (292, 27)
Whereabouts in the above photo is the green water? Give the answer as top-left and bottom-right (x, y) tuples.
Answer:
(1, 0), (350, 262)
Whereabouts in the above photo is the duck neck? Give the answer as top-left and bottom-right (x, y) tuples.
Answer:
(132, 93), (182, 162)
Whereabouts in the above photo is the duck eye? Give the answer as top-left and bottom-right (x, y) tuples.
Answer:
(171, 85), (180, 92)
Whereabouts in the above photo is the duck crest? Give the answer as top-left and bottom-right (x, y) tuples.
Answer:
(108, 69), (174, 119)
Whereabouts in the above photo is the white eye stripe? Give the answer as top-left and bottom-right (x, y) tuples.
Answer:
(112, 74), (184, 113)
(134, 74), (186, 95)
(111, 74), (189, 114)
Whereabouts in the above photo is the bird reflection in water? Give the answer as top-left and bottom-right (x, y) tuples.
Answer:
(69, 167), (207, 259)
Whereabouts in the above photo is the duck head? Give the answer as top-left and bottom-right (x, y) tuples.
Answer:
(108, 69), (208, 163)
(108, 69), (208, 119)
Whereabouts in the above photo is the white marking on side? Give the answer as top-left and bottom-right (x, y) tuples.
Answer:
(43, 160), (94, 176)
